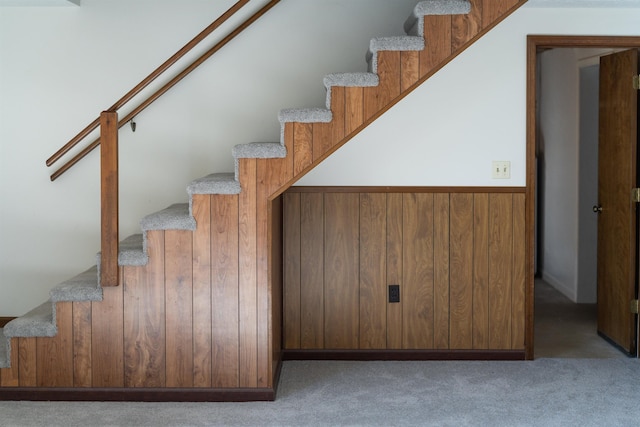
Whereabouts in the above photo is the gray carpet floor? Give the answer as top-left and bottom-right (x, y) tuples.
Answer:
(0, 358), (638, 427)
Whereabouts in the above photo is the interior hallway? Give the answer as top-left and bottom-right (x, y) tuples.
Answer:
(534, 279), (628, 359)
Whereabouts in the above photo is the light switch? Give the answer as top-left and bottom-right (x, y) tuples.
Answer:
(492, 161), (511, 179)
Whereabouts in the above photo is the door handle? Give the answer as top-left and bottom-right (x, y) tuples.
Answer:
(593, 205), (603, 213)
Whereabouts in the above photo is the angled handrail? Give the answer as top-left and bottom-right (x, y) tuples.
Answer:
(46, 0), (255, 171)
(49, 0), (280, 181)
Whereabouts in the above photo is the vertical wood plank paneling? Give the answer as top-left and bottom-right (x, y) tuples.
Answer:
(312, 122), (333, 162)
(359, 193), (387, 349)
(364, 51), (401, 121)
(300, 193), (324, 349)
(330, 86), (346, 144)
(282, 189), (525, 354)
(124, 231), (166, 388)
(403, 193), (434, 349)
(324, 193), (360, 349)
(0, 338), (19, 386)
(473, 194), (490, 349)
(72, 301), (92, 387)
(211, 194), (240, 388)
(255, 157), (291, 389)
(401, 51), (420, 93)
(420, 15), (452, 77)
(452, 0), (483, 50)
(511, 193), (526, 350)
(386, 193), (403, 349)
(238, 159), (258, 388)
(192, 194), (212, 388)
(37, 302), (73, 387)
(18, 337), (36, 387)
(283, 193), (301, 349)
(450, 194), (474, 349)
(270, 197), (284, 381)
(482, 0), (519, 25)
(293, 123), (313, 177)
(433, 194), (450, 349)
(165, 230), (193, 388)
(91, 275), (124, 387)
(345, 87), (364, 135)
(488, 194), (513, 350)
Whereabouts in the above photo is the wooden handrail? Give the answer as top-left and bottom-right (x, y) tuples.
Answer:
(49, 0), (280, 182)
(46, 0), (251, 168)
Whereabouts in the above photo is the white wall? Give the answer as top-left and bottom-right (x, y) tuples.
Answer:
(1, 2), (639, 316)
(538, 48), (580, 301)
(0, 0), (418, 316)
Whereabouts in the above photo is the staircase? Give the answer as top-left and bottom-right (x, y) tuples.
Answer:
(0, 0), (527, 401)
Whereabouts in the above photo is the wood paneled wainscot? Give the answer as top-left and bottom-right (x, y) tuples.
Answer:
(283, 188), (526, 359)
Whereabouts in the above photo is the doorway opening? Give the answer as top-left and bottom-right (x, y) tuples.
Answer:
(526, 36), (640, 360)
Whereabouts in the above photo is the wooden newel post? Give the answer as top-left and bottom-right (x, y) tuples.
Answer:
(100, 111), (119, 287)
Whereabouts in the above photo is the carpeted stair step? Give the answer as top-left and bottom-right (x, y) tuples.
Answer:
(278, 108), (333, 125)
(323, 72), (379, 108)
(140, 203), (196, 231)
(116, 233), (148, 266)
(3, 301), (57, 339)
(404, 0), (472, 37)
(366, 36), (425, 73)
(188, 172), (241, 196)
(0, 328), (9, 369)
(278, 108), (333, 145)
(50, 265), (102, 302)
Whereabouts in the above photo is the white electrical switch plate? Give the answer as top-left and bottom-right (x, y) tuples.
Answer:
(492, 161), (511, 179)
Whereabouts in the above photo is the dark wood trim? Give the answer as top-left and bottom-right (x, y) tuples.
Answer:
(0, 317), (16, 328)
(100, 111), (119, 287)
(525, 35), (640, 361)
(286, 186), (526, 194)
(283, 350), (525, 361)
(529, 35), (640, 50)
(0, 387), (275, 402)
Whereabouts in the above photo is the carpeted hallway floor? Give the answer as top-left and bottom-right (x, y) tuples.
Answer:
(0, 280), (637, 427)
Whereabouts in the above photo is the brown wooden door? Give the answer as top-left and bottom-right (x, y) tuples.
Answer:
(596, 49), (639, 355)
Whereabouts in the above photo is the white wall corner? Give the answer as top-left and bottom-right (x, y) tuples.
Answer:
(542, 271), (579, 303)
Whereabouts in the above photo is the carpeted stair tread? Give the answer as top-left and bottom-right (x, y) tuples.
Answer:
(233, 142), (287, 158)
(404, 0), (471, 36)
(140, 203), (196, 231)
(50, 265), (102, 302)
(187, 173), (240, 195)
(367, 36), (425, 73)
(278, 108), (333, 124)
(96, 234), (148, 269)
(3, 302), (57, 338)
(117, 233), (148, 266)
(323, 72), (379, 88)
(323, 72), (379, 108)
(0, 328), (8, 369)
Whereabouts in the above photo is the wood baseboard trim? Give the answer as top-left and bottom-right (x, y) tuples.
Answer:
(0, 317), (16, 328)
(0, 387), (275, 402)
(283, 349), (526, 361)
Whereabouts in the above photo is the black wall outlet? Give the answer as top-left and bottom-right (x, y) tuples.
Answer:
(388, 284), (400, 303)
